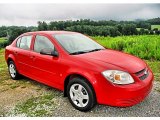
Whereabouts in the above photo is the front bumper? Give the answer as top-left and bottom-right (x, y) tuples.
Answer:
(94, 69), (154, 107)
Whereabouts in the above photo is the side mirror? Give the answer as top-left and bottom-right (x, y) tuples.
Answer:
(51, 50), (59, 57)
(40, 48), (58, 57)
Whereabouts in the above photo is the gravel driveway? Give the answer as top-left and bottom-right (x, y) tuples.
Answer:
(51, 82), (160, 117)
(0, 79), (160, 117)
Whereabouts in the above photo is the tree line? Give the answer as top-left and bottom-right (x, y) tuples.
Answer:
(37, 18), (160, 37)
(0, 18), (160, 44)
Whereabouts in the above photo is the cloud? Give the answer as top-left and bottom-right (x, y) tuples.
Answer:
(0, 4), (159, 26)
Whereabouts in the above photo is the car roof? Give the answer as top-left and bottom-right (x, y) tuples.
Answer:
(22, 31), (79, 36)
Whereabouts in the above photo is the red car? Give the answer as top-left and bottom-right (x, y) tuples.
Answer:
(5, 31), (154, 111)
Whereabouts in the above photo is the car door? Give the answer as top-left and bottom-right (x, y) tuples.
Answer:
(30, 34), (61, 88)
(15, 35), (33, 76)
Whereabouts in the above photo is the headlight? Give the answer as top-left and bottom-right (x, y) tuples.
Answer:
(102, 70), (134, 85)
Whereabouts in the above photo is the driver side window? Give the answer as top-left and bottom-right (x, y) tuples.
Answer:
(34, 35), (55, 53)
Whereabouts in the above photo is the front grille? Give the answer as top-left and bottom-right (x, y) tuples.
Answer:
(135, 68), (145, 76)
(135, 68), (149, 80)
(139, 70), (149, 80)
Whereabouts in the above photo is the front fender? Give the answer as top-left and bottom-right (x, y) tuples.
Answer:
(62, 68), (99, 98)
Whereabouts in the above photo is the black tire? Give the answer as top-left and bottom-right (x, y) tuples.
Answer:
(67, 77), (96, 112)
(8, 61), (21, 80)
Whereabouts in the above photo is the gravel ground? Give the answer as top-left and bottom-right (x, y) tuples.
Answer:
(51, 81), (160, 117)
(0, 80), (160, 117)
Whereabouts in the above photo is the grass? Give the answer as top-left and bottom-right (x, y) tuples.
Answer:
(151, 25), (160, 30)
(146, 60), (160, 82)
(8, 94), (57, 117)
(146, 60), (160, 73)
(93, 35), (160, 60)
(10, 84), (20, 89)
(0, 49), (8, 83)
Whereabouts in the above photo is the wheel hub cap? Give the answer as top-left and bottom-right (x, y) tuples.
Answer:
(9, 64), (16, 78)
(70, 84), (89, 107)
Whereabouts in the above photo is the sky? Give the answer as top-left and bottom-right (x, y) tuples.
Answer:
(0, 4), (160, 26)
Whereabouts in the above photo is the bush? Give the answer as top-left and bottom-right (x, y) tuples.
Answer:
(0, 40), (9, 49)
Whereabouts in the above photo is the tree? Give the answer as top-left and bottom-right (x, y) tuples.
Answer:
(8, 26), (30, 43)
(147, 17), (160, 25)
(137, 21), (151, 30)
(0, 26), (7, 37)
(139, 28), (145, 35)
(122, 24), (137, 35)
(149, 30), (154, 35)
(37, 21), (48, 31)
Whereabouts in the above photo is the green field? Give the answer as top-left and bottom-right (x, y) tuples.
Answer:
(151, 25), (160, 30)
(93, 35), (160, 60)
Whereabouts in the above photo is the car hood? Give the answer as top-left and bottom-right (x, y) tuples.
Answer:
(76, 49), (146, 73)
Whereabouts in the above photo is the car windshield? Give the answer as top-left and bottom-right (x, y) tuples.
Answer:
(53, 33), (105, 55)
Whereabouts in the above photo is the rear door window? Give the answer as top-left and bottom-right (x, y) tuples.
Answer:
(16, 37), (21, 47)
(19, 35), (32, 50)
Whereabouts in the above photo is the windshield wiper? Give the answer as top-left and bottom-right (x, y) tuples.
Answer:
(69, 51), (88, 55)
(70, 49), (104, 55)
(88, 48), (104, 52)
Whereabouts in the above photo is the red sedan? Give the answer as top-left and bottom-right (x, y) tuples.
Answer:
(5, 31), (154, 111)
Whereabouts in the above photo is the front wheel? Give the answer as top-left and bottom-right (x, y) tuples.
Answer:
(67, 77), (96, 112)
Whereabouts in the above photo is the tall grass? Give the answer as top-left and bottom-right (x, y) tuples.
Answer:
(92, 35), (160, 60)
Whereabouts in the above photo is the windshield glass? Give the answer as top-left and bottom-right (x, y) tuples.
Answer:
(53, 33), (105, 54)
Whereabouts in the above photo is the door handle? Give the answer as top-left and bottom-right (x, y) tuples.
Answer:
(30, 56), (35, 59)
(14, 51), (18, 55)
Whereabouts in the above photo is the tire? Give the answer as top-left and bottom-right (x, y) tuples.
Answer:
(67, 77), (96, 112)
(8, 61), (20, 80)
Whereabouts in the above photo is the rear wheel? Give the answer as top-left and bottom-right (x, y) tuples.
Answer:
(67, 77), (96, 112)
(8, 61), (20, 80)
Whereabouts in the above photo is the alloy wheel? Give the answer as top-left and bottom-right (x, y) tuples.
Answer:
(69, 83), (89, 107)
